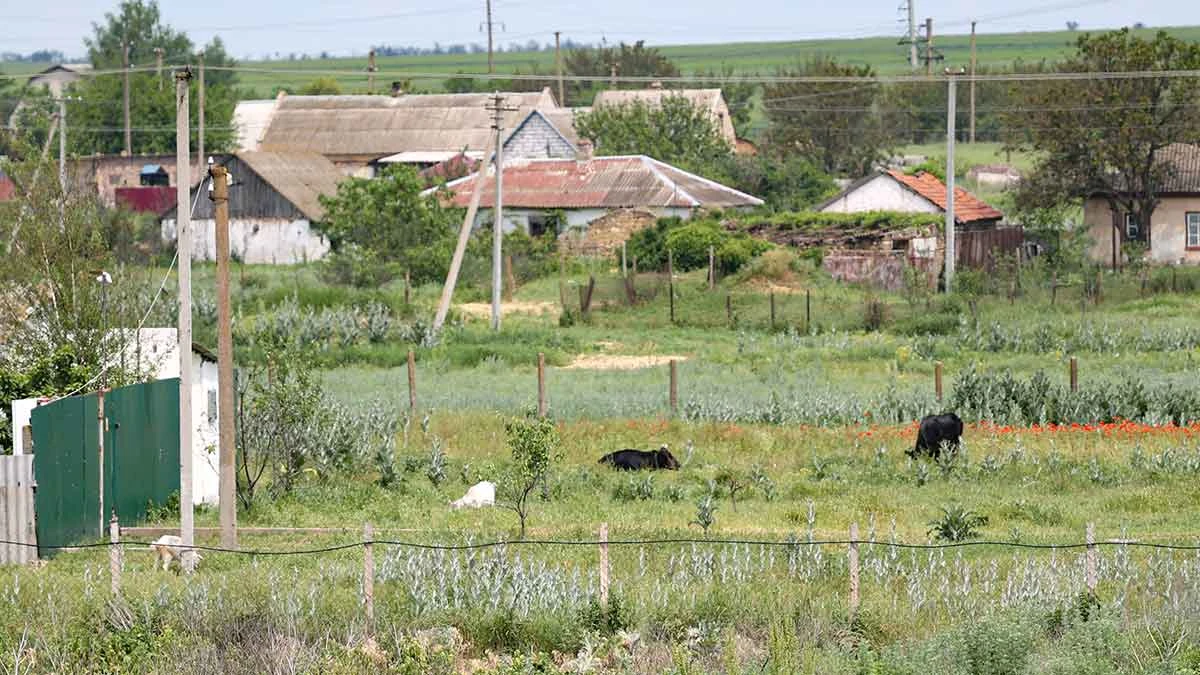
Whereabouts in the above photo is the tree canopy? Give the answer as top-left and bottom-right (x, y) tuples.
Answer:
(564, 41), (680, 106)
(574, 96), (731, 165)
(1009, 29), (1200, 251)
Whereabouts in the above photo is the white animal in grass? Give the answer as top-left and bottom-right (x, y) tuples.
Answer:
(148, 535), (202, 572)
(451, 481), (496, 509)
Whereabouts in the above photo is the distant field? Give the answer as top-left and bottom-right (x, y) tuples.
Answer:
(7, 24), (1194, 98)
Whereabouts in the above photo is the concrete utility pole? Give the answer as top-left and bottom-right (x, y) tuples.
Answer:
(96, 270), (111, 534)
(211, 161), (237, 550)
(907, 0), (918, 70)
(945, 69), (961, 293)
(367, 49), (377, 94)
(122, 40), (132, 156)
(434, 148), (497, 332)
(555, 31), (564, 105)
(198, 52), (205, 168)
(969, 21), (977, 144)
(175, 69), (196, 573)
(57, 98), (66, 194)
(155, 47), (164, 90)
(485, 0), (495, 74)
(489, 92), (517, 331)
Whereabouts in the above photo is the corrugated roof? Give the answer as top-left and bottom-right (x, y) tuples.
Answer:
(1155, 143), (1200, 193)
(435, 156), (763, 209)
(236, 151), (345, 221)
(258, 89), (559, 158)
(886, 170), (1004, 224)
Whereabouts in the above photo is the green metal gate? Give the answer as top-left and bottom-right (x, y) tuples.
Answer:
(31, 379), (180, 552)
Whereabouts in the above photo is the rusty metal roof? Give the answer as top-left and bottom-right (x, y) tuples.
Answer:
(435, 156), (763, 209)
(886, 170), (1004, 224)
(258, 89), (559, 159)
(237, 151), (346, 221)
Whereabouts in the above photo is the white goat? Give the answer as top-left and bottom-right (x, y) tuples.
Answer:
(148, 535), (202, 572)
(451, 481), (496, 509)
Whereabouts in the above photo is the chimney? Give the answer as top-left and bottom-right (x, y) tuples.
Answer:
(391, 81), (404, 97)
(649, 81), (663, 90)
(576, 138), (594, 161)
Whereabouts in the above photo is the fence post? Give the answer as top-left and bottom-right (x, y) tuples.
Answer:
(668, 249), (675, 324)
(1051, 271), (1058, 306)
(726, 294), (732, 325)
(599, 522), (610, 606)
(935, 361), (944, 402)
(669, 360), (678, 416)
(708, 246), (715, 290)
(1086, 522), (1097, 596)
(109, 513), (121, 596)
(769, 291), (776, 330)
(1070, 356), (1078, 393)
(848, 522), (860, 618)
(537, 352), (547, 418)
(621, 241), (627, 279)
(504, 254), (515, 302)
(805, 289), (811, 333)
(407, 350), (417, 413)
(363, 522), (375, 637)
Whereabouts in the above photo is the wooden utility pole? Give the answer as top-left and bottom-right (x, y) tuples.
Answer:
(485, 0), (495, 74)
(175, 69), (196, 573)
(367, 49), (377, 94)
(198, 52), (205, 168)
(554, 31), (565, 105)
(155, 47), (164, 90)
(122, 40), (132, 156)
(969, 21), (977, 144)
(212, 162), (237, 549)
(924, 18), (934, 77)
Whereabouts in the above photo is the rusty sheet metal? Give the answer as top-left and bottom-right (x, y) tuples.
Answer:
(0, 454), (37, 566)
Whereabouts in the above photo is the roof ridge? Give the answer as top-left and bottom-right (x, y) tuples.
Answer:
(639, 156), (698, 207)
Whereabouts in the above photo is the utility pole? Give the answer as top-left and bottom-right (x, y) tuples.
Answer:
(924, 18), (934, 77)
(610, 62), (619, 87)
(367, 49), (377, 94)
(122, 40), (132, 156)
(488, 92), (517, 331)
(211, 161), (237, 549)
(175, 69), (196, 573)
(198, 52), (205, 168)
(945, 69), (962, 293)
(155, 47), (164, 90)
(434, 147), (497, 332)
(554, 31), (565, 105)
(969, 21), (977, 144)
(57, 98), (66, 194)
(907, 0), (918, 70)
(96, 271), (111, 535)
(485, 0), (495, 74)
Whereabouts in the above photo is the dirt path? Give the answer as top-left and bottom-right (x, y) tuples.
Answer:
(562, 354), (688, 370)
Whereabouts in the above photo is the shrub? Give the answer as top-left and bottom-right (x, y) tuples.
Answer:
(927, 504), (988, 542)
(627, 216), (769, 275)
(862, 295), (891, 331)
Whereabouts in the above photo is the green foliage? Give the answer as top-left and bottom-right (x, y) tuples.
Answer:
(576, 593), (633, 635)
(696, 154), (837, 212)
(501, 414), (561, 539)
(905, 161), (946, 182)
(316, 164), (460, 286)
(626, 217), (770, 274)
(733, 210), (945, 233)
(298, 77), (343, 95)
(563, 40), (680, 106)
(0, 347), (93, 453)
(862, 295), (891, 332)
(575, 95), (731, 166)
(691, 492), (718, 535)
(764, 56), (889, 176)
(927, 504), (989, 542)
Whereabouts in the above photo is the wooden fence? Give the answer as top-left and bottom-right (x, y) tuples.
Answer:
(0, 455), (37, 566)
(957, 226), (1025, 270)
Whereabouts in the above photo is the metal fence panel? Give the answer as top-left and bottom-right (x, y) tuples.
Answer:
(105, 378), (181, 524)
(31, 395), (93, 553)
(0, 455), (36, 565)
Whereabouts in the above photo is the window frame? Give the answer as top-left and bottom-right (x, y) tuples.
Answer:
(1186, 212), (1200, 251)
(1125, 213), (1141, 240)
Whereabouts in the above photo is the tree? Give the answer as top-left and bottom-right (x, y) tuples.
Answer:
(696, 154), (836, 212)
(1008, 29), (1200, 261)
(69, 0), (237, 155)
(763, 56), (889, 176)
(298, 77), (342, 95)
(315, 164), (460, 285)
(697, 64), (757, 137)
(500, 414), (560, 539)
(564, 41), (680, 106)
(575, 96), (731, 165)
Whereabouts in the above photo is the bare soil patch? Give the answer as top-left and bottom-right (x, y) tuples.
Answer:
(562, 354), (688, 370)
(456, 301), (558, 319)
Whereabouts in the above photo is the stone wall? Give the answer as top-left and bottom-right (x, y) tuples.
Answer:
(558, 209), (657, 256)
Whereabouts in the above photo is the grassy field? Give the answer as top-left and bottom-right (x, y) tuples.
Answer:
(7, 24), (1198, 98)
(7, 253), (1200, 671)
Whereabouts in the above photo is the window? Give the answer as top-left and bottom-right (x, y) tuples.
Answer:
(1188, 213), (1200, 249)
(1126, 213), (1141, 240)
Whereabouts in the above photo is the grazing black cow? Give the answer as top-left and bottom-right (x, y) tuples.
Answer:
(908, 413), (964, 459)
(598, 445), (681, 471)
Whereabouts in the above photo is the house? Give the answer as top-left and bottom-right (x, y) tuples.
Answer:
(592, 85), (738, 147)
(161, 151), (343, 264)
(68, 154), (201, 208)
(1084, 143), (1200, 266)
(430, 149), (763, 252)
(502, 109), (579, 162)
(818, 169), (1004, 230)
(27, 63), (93, 97)
(10, 329), (221, 505)
(232, 94), (284, 152)
(257, 89), (560, 174)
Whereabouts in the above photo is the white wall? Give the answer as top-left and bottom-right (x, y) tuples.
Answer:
(819, 174), (940, 214)
(162, 217), (330, 264)
(9, 398), (40, 455)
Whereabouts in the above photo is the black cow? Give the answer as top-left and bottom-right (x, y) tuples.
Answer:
(598, 445), (681, 471)
(908, 413), (964, 459)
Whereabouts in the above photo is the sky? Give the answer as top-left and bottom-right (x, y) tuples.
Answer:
(3, 0), (1199, 60)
